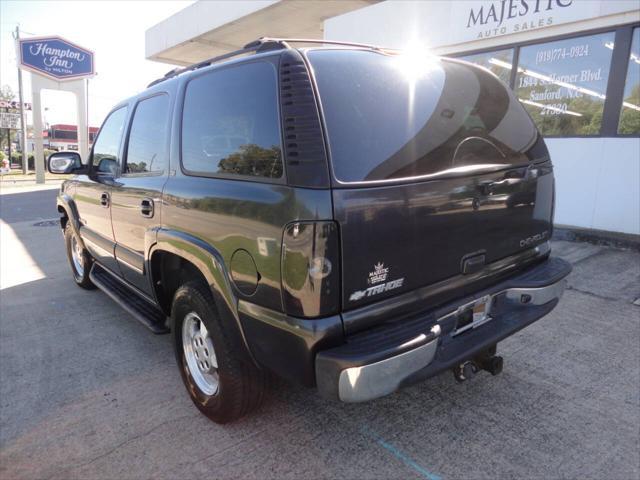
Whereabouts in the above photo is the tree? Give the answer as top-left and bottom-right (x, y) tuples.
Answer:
(619, 83), (640, 135)
(218, 144), (283, 178)
(0, 85), (15, 102)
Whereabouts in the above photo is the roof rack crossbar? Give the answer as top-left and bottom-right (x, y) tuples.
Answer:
(147, 37), (395, 88)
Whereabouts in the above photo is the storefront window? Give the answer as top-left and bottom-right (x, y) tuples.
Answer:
(458, 49), (514, 85)
(618, 28), (640, 135)
(515, 32), (615, 136)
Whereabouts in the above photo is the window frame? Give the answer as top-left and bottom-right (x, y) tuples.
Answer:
(178, 56), (286, 185)
(88, 104), (128, 177)
(450, 22), (640, 138)
(121, 92), (171, 178)
(616, 26), (640, 136)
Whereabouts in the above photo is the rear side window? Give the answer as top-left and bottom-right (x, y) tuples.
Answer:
(125, 94), (170, 174)
(181, 61), (283, 179)
(308, 49), (537, 183)
(92, 106), (127, 175)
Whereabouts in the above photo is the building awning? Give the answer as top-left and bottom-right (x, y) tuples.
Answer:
(146, 0), (378, 66)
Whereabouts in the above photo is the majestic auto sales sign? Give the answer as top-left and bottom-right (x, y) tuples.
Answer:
(19, 36), (94, 81)
(455, 0), (576, 41)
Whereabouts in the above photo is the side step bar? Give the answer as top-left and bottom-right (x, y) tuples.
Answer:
(89, 263), (170, 334)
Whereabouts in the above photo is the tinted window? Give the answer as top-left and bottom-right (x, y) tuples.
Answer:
(181, 62), (283, 179)
(458, 48), (514, 85)
(308, 49), (536, 183)
(125, 95), (170, 174)
(92, 107), (127, 175)
(515, 32), (615, 136)
(619, 27), (640, 135)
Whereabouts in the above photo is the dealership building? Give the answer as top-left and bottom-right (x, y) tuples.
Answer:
(146, 0), (640, 238)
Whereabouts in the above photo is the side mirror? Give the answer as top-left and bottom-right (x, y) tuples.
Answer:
(96, 157), (118, 176)
(47, 151), (84, 174)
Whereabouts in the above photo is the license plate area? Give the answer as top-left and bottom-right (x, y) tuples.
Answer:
(452, 295), (493, 336)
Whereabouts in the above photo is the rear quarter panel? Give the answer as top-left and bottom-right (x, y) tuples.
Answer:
(161, 175), (332, 312)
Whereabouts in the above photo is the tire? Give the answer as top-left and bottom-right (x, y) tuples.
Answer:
(64, 223), (95, 290)
(171, 281), (267, 423)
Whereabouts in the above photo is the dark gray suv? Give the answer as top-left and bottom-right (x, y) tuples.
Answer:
(48, 38), (571, 423)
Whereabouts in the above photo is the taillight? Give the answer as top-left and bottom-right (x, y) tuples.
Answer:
(281, 221), (340, 318)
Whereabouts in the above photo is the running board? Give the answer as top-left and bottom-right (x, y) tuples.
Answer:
(89, 263), (170, 334)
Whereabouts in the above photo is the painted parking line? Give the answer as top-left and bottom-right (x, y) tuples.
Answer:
(361, 426), (442, 480)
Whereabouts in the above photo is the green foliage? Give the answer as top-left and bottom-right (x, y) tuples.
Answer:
(618, 83), (640, 134)
(218, 144), (283, 178)
(520, 90), (606, 136)
(127, 161), (148, 173)
(10, 149), (56, 169)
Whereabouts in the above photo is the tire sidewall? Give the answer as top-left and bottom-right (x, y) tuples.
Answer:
(64, 224), (92, 286)
(172, 286), (225, 411)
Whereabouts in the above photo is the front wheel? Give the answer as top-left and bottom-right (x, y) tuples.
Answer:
(64, 223), (95, 289)
(171, 281), (267, 423)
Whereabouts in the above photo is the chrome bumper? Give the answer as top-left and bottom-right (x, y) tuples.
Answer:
(334, 276), (568, 403)
(338, 325), (441, 403)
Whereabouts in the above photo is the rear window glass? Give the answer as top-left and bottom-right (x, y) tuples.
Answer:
(308, 49), (537, 183)
(181, 61), (283, 179)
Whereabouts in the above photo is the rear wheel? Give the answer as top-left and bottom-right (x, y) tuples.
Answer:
(64, 223), (95, 289)
(171, 281), (267, 423)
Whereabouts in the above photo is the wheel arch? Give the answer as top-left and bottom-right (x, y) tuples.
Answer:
(148, 229), (256, 364)
(57, 193), (83, 242)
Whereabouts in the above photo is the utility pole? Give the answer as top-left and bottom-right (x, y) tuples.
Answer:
(14, 25), (29, 174)
(5, 104), (11, 162)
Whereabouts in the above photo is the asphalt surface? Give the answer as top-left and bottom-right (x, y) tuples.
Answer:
(1, 186), (639, 480)
(0, 185), (59, 224)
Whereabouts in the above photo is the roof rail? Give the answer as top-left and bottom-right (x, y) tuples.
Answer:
(146, 38), (289, 88)
(251, 37), (392, 52)
(146, 37), (395, 88)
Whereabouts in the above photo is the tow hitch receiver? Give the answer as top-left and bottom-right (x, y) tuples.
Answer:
(453, 346), (503, 382)
(453, 361), (478, 382)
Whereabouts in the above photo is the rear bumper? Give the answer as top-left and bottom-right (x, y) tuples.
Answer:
(315, 256), (571, 402)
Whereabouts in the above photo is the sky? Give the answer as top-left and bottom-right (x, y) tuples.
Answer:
(0, 0), (194, 127)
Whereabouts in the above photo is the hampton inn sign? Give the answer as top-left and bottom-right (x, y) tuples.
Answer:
(16, 35), (94, 183)
(19, 36), (94, 81)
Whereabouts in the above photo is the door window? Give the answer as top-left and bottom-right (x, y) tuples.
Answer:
(92, 107), (128, 175)
(125, 95), (170, 174)
(181, 61), (283, 179)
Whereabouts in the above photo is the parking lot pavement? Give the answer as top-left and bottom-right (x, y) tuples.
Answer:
(0, 184), (60, 224)
(1, 188), (639, 480)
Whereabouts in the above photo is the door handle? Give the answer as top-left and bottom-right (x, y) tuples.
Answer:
(100, 192), (110, 208)
(140, 198), (154, 218)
